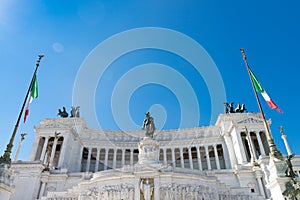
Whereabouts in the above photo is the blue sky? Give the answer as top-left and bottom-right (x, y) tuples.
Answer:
(0, 0), (299, 161)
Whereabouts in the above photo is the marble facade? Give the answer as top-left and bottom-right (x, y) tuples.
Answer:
(1, 112), (299, 200)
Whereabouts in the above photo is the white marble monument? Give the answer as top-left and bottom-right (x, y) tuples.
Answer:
(0, 112), (299, 200)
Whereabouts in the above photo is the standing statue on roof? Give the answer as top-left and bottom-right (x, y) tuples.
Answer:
(142, 112), (156, 138)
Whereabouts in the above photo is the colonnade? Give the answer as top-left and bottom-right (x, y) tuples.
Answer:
(79, 144), (226, 172)
(160, 144), (226, 170)
(80, 147), (139, 172)
(240, 131), (269, 162)
(34, 136), (64, 168)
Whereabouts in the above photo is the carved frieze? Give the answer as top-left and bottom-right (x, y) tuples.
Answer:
(237, 118), (263, 124)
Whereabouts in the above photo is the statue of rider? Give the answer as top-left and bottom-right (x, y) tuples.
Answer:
(142, 112), (155, 138)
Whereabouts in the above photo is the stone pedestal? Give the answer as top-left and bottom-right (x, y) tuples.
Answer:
(137, 137), (160, 166)
(134, 137), (162, 200)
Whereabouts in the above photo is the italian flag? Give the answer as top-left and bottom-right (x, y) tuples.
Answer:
(249, 68), (282, 113)
(24, 75), (38, 122)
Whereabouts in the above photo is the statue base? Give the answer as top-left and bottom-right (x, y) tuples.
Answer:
(137, 137), (160, 166)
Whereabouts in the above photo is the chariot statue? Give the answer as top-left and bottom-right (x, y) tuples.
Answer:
(224, 102), (247, 113)
(58, 107), (68, 118)
(70, 106), (80, 118)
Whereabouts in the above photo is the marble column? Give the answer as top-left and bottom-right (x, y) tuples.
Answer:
(104, 148), (108, 170)
(77, 146), (84, 172)
(49, 137), (58, 168)
(222, 132), (236, 168)
(205, 146), (211, 170)
(245, 132), (256, 164)
(171, 148), (176, 168)
(121, 149), (125, 167)
(256, 132), (266, 156)
(196, 146), (202, 170)
(180, 148), (184, 168)
(29, 135), (41, 161)
(188, 148), (193, 169)
(86, 147), (92, 172)
(236, 131), (248, 163)
(14, 140), (23, 161)
(113, 148), (117, 169)
(95, 148), (100, 172)
(57, 137), (66, 168)
(281, 134), (293, 156)
(248, 133), (257, 159)
(130, 149), (134, 166)
(40, 137), (49, 163)
(213, 145), (220, 170)
(163, 148), (167, 165)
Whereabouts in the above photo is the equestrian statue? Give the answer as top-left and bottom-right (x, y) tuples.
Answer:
(142, 112), (156, 138)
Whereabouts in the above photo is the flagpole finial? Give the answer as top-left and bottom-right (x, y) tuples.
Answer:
(36, 55), (44, 67)
(240, 48), (246, 61)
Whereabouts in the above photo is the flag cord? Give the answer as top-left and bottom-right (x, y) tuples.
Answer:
(0, 55), (44, 165)
(240, 48), (282, 160)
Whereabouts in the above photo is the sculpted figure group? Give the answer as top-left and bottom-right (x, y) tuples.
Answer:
(224, 102), (247, 114)
(57, 106), (80, 118)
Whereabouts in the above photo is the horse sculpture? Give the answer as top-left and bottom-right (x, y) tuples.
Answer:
(235, 102), (241, 113)
(224, 102), (229, 113)
(142, 112), (155, 138)
(58, 107), (68, 118)
(224, 102), (247, 113)
(70, 106), (80, 118)
(229, 102), (235, 113)
(240, 104), (247, 113)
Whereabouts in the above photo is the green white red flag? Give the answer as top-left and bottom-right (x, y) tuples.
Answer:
(24, 75), (38, 122)
(249, 68), (282, 113)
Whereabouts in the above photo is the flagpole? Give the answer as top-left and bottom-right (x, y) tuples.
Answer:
(0, 55), (44, 165)
(240, 48), (282, 160)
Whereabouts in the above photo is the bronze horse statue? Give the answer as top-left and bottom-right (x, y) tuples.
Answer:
(142, 112), (155, 138)
(58, 107), (68, 118)
(224, 102), (247, 113)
